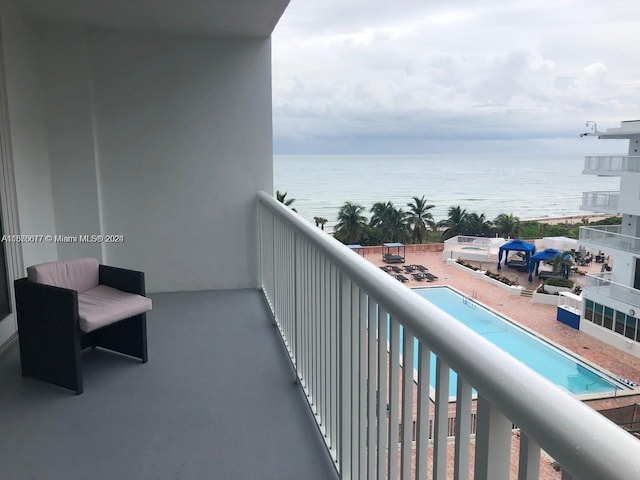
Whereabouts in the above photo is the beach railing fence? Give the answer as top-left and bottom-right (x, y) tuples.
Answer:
(257, 190), (640, 480)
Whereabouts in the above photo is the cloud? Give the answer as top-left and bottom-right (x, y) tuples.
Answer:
(272, 1), (640, 153)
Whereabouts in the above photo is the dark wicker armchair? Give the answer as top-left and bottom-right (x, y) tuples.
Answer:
(14, 258), (152, 395)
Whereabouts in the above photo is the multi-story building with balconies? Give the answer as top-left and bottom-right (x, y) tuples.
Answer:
(579, 120), (640, 358)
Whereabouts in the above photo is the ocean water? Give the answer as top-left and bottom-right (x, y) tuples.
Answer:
(274, 154), (620, 230)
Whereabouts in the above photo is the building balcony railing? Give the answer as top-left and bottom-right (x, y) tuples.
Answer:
(580, 225), (640, 255)
(580, 190), (619, 213)
(584, 273), (640, 309)
(257, 191), (640, 480)
(583, 155), (640, 175)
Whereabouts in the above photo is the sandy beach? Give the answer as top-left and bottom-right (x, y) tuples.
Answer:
(527, 213), (620, 225)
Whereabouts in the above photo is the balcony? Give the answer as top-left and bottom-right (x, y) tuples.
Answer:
(583, 155), (640, 176)
(0, 289), (338, 479)
(580, 190), (619, 214)
(584, 273), (640, 310)
(2, 194), (640, 480)
(580, 225), (640, 255)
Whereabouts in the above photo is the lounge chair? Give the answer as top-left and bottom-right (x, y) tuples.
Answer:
(403, 265), (415, 273)
(379, 266), (392, 273)
(424, 272), (438, 282)
(395, 274), (409, 283)
(383, 253), (405, 264)
(415, 264), (428, 272)
(391, 265), (403, 273)
(411, 273), (425, 281)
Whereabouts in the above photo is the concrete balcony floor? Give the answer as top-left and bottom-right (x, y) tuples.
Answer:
(0, 289), (337, 480)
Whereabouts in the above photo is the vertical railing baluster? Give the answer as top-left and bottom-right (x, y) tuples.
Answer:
(400, 329), (415, 480)
(294, 234), (302, 379)
(416, 342), (431, 480)
(359, 290), (367, 480)
(350, 283), (360, 479)
(339, 273), (352, 478)
(454, 377), (472, 480)
(377, 306), (389, 480)
(387, 317), (400, 480)
(367, 297), (377, 480)
(433, 358), (450, 480)
(474, 394), (512, 480)
(330, 265), (338, 457)
(518, 431), (541, 480)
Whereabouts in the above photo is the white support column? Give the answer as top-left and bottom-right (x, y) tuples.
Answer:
(433, 357), (450, 480)
(518, 431), (541, 480)
(416, 343), (431, 480)
(454, 377), (472, 480)
(387, 317), (400, 480)
(367, 297), (377, 480)
(377, 307), (389, 480)
(339, 274), (352, 478)
(400, 329), (415, 480)
(474, 394), (512, 480)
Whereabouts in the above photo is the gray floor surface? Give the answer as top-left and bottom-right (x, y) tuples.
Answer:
(0, 289), (337, 480)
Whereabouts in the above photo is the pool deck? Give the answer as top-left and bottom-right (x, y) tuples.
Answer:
(367, 249), (640, 413)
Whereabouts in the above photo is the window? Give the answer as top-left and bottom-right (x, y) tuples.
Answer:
(603, 307), (615, 330)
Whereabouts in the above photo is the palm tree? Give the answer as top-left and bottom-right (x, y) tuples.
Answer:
(407, 196), (436, 244)
(552, 251), (574, 279)
(335, 202), (368, 244)
(494, 213), (521, 239)
(276, 190), (297, 212)
(370, 201), (409, 243)
(370, 201), (394, 229)
(465, 212), (491, 237)
(441, 206), (468, 241)
(318, 217), (328, 230)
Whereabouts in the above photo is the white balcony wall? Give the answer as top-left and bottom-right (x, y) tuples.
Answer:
(0, 6), (274, 293)
(0, 1), (58, 270)
(619, 173), (640, 217)
(87, 31), (273, 292)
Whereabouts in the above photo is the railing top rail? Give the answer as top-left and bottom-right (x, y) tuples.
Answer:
(585, 155), (640, 159)
(258, 191), (640, 479)
(582, 190), (620, 195)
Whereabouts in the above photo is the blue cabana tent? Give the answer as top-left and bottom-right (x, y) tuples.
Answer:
(529, 248), (562, 277)
(497, 239), (536, 281)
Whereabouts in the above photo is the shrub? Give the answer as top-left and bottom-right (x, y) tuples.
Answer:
(544, 277), (574, 288)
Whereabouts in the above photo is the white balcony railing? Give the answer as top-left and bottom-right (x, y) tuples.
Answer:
(584, 155), (640, 175)
(584, 273), (640, 308)
(581, 191), (619, 213)
(258, 191), (640, 480)
(580, 225), (640, 255)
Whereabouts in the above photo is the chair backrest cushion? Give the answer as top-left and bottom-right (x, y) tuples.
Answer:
(27, 258), (100, 293)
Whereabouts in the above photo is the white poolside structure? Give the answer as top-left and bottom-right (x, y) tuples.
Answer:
(579, 120), (640, 359)
(442, 235), (506, 262)
(0, 3), (640, 479)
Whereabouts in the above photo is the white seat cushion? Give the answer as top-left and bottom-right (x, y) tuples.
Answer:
(78, 285), (152, 333)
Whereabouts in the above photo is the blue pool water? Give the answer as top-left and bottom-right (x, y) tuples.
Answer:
(394, 287), (626, 398)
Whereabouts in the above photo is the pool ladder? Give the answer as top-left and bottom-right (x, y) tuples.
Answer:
(462, 290), (477, 308)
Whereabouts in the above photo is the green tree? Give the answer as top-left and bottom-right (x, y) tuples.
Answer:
(334, 202), (368, 244)
(276, 190), (297, 212)
(407, 196), (436, 244)
(370, 201), (409, 243)
(494, 213), (521, 238)
(440, 206), (468, 241)
(465, 212), (491, 237)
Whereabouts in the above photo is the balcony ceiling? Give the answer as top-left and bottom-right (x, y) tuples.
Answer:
(19, 0), (290, 37)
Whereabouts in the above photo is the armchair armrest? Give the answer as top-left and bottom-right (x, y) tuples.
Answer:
(99, 265), (145, 295)
(14, 278), (82, 389)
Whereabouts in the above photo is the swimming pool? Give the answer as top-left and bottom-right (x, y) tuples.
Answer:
(402, 287), (628, 398)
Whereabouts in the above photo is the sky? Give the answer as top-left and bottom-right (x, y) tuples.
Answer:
(271, 0), (640, 155)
